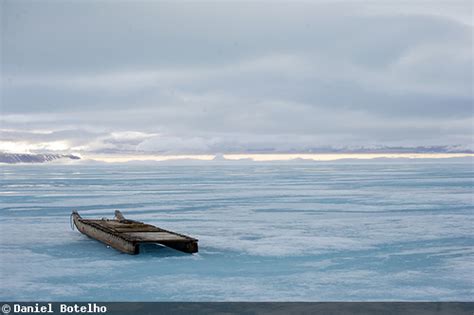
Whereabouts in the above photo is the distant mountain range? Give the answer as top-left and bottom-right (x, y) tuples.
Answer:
(236, 145), (473, 154)
(0, 152), (81, 164)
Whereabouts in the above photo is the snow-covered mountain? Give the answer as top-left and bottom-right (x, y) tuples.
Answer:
(0, 153), (80, 164)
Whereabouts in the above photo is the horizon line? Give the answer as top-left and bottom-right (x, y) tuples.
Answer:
(81, 153), (474, 163)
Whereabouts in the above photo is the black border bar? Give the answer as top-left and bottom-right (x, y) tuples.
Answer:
(0, 302), (473, 315)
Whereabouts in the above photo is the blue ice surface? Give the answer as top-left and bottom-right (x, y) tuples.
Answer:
(0, 163), (473, 301)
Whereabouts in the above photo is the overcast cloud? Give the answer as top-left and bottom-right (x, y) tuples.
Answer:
(1, 0), (473, 154)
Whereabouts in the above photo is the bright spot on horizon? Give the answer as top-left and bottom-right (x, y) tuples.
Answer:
(0, 140), (71, 154)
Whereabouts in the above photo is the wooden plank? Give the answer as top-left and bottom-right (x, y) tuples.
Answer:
(113, 226), (161, 232)
(123, 232), (190, 242)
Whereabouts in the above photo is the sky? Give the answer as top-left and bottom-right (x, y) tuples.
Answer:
(1, 0), (473, 157)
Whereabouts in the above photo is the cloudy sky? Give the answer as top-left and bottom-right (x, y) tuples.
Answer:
(1, 0), (473, 156)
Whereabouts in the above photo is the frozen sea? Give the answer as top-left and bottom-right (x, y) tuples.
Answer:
(1, 162), (473, 301)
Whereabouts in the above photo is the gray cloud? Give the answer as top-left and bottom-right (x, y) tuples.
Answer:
(1, 0), (472, 154)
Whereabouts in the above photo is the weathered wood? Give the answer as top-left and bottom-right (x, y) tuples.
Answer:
(72, 211), (198, 255)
